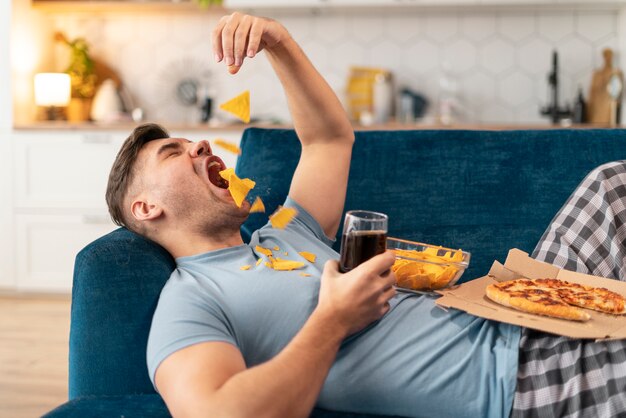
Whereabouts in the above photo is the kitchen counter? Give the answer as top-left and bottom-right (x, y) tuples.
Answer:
(12, 121), (618, 132)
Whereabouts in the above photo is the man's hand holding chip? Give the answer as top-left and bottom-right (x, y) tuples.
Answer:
(212, 13), (289, 73)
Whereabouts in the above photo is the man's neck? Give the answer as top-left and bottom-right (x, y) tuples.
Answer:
(165, 230), (245, 259)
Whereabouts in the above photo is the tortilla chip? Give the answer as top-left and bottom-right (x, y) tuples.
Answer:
(240, 265), (251, 271)
(250, 197), (265, 213)
(270, 206), (298, 229)
(220, 90), (250, 123)
(264, 262), (272, 268)
(214, 139), (241, 155)
(298, 251), (317, 263)
(219, 168), (255, 208)
(271, 258), (305, 271)
(256, 258), (263, 266)
(255, 245), (273, 257)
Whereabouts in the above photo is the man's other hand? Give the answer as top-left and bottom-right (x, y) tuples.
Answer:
(212, 12), (289, 70)
(317, 251), (397, 338)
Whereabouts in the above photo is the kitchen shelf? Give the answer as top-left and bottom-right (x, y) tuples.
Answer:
(31, 0), (225, 14)
(12, 121), (616, 132)
(224, 0), (626, 13)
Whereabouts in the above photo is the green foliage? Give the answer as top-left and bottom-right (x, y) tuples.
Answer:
(195, 0), (222, 9)
(57, 34), (97, 99)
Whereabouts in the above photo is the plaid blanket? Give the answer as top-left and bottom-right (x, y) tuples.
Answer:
(511, 161), (626, 417)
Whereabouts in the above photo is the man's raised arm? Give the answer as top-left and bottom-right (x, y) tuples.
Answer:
(213, 13), (355, 238)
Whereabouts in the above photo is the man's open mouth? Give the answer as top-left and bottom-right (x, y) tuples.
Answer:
(206, 157), (229, 189)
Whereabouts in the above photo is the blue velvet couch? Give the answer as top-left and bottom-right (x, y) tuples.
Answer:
(45, 127), (626, 418)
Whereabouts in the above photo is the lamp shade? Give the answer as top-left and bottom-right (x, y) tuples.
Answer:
(34, 73), (71, 107)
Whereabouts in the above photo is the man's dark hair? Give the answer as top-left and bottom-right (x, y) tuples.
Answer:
(106, 123), (170, 230)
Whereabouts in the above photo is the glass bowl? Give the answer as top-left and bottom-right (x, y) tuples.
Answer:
(387, 237), (471, 292)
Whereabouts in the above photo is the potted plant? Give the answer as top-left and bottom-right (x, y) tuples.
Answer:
(55, 33), (97, 122)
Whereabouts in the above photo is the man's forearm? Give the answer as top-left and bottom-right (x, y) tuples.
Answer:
(204, 309), (345, 418)
(265, 37), (354, 146)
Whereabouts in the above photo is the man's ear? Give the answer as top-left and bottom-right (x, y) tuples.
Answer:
(130, 197), (164, 222)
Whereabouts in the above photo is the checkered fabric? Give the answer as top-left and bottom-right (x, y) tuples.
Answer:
(511, 161), (626, 418)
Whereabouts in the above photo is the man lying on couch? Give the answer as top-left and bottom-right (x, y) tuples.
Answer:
(104, 13), (626, 418)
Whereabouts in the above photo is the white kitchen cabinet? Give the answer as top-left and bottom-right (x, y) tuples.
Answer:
(14, 133), (124, 209)
(10, 127), (243, 292)
(16, 213), (117, 292)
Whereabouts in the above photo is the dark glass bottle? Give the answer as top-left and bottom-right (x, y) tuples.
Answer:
(573, 88), (586, 124)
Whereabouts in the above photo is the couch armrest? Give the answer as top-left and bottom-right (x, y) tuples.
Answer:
(69, 228), (175, 399)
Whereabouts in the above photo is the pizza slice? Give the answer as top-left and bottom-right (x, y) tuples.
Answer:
(486, 278), (626, 322)
(486, 279), (591, 322)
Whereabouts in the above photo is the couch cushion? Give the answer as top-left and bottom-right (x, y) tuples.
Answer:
(43, 395), (405, 418)
(237, 128), (626, 280)
(69, 228), (175, 399)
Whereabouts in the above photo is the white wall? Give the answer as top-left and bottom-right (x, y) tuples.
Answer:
(50, 9), (619, 125)
(0, 0), (15, 289)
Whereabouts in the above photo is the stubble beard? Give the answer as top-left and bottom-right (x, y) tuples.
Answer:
(171, 188), (249, 241)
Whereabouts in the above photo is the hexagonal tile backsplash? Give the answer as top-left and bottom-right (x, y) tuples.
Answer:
(52, 10), (618, 125)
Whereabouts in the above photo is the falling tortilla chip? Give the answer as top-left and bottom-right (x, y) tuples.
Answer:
(220, 90), (250, 123)
(255, 245), (273, 257)
(298, 251), (316, 263)
(219, 168), (255, 208)
(214, 139), (241, 155)
(240, 265), (251, 271)
(250, 197), (265, 213)
(299, 273), (312, 277)
(271, 258), (305, 271)
(270, 206), (298, 229)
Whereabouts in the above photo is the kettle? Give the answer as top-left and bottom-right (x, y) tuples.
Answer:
(90, 79), (124, 122)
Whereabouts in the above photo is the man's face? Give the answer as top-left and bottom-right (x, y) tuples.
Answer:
(132, 137), (249, 235)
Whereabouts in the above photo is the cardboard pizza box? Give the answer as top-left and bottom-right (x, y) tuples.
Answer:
(435, 248), (626, 340)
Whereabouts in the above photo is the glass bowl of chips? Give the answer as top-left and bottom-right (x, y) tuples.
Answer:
(387, 237), (471, 292)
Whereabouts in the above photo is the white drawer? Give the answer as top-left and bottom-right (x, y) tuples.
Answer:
(14, 133), (124, 209)
(16, 213), (118, 292)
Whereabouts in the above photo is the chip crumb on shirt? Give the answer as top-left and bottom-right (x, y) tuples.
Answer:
(250, 197), (265, 213)
(299, 272), (312, 277)
(271, 258), (306, 271)
(213, 139), (242, 155)
(283, 252), (289, 256)
(273, 246), (280, 251)
(219, 168), (256, 208)
(298, 251), (317, 263)
(240, 265), (251, 271)
(255, 245), (273, 257)
(270, 206), (298, 229)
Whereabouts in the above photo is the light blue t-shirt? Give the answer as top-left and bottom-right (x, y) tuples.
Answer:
(147, 198), (521, 418)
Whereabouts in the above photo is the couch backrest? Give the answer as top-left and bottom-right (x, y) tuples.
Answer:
(70, 127), (626, 399)
(237, 128), (626, 280)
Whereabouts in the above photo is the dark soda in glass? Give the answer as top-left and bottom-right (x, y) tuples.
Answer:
(339, 230), (387, 273)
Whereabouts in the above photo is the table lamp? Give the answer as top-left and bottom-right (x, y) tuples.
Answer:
(34, 73), (71, 120)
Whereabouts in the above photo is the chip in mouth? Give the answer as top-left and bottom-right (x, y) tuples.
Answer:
(219, 168), (256, 207)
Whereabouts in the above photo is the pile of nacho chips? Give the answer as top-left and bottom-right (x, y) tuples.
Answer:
(391, 247), (464, 291)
